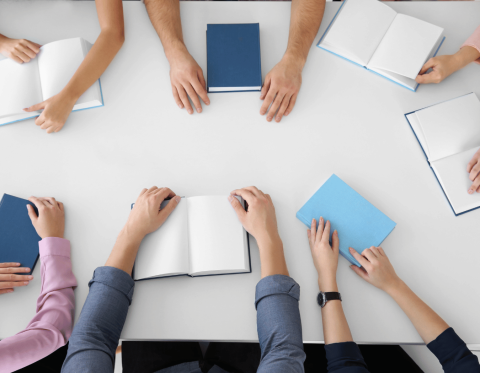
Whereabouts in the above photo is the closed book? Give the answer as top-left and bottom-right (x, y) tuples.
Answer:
(0, 194), (41, 275)
(207, 23), (262, 93)
(296, 175), (396, 267)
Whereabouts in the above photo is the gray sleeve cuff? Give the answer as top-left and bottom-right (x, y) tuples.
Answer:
(255, 274), (300, 310)
(88, 266), (135, 305)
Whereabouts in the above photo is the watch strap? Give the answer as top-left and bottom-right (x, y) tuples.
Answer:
(324, 292), (342, 302)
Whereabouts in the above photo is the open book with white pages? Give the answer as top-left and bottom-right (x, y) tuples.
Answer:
(0, 37), (103, 126)
(405, 93), (480, 215)
(133, 196), (251, 281)
(317, 0), (445, 91)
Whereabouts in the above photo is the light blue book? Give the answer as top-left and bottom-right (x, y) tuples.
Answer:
(0, 38), (103, 126)
(317, 0), (445, 92)
(296, 174), (396, 267)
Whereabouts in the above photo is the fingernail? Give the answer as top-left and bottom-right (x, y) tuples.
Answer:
(228, 195), (234, 202)
(320, 216), (323, 221)
(25, 268), (30, 272)
(311, 218), (315, 224)
(334, 230), (337, 236)
(8, 290), (13, 293)
(27, 276), (33, 280)
(275, 117), (280, 122)
(468, 189), (474, 194)
(349, 247), (354, 252)
(267, 117), (272, 121)
(178, 104), (183, 109)
(206, 101), (210, 105)
(196, 107), (201, 113)
(23, 108), (28, 111)
(24, 282), (29, 285)
(175, 196), (181, 203)
(285, 111), (289, 116)
(188, 109), (193, 114)
(260, 110), (265, 115)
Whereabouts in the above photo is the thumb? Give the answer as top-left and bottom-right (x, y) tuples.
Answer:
(26, 204), (38, 224)
(24, 101), (46, 112)
(350, 265), (368, 281)
(418, 58), (436, 76)
(159, 195), (181, 220)
(228, 195), (246, 221)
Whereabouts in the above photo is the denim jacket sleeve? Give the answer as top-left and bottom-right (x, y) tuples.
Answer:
(255, 275), (306, 373)
(427, 328), (480, 373)
(61, 266), (135, 373)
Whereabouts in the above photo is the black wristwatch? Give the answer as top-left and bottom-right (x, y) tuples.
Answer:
(317, 291), (342, 308)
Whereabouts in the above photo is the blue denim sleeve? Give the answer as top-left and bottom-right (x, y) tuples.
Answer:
(325, 342), (370, 372)
(61, 266), (135, 373)
(427, 328), (480, 373)
(255, 275), (306, 373)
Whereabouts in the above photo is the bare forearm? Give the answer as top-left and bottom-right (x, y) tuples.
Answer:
(105, 229), (143, 275)
(62, 31), (123, 101)
(258, 236), (289, 278)
(145, 0), (185, 60)
(387, 281), (449, 344)
(285, 0), (325, 65)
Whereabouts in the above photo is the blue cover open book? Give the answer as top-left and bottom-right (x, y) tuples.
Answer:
(405, 93), (480, 216)
(0, 194), (41, 275)
(133, 196), (251, 281)
(317, 0), (445, 91)
(0, 37), (103, 126)
(207, 23), (262, 93)
(296, 175), (396, 267)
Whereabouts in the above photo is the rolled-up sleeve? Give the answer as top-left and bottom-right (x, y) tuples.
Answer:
(255, 275), (305, 373)
(325, 342), (369, 372)
(427, 328), (480, 373)
(62, 266), (135, 373)
(461, 25), (480, 64)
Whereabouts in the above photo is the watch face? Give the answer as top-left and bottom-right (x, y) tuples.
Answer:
(317, 292), (325, 307)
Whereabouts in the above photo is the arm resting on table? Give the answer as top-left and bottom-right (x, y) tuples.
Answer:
(255, 275), (306, 373)
(61, 266), (134, 373)
(0, 238), (77, 373)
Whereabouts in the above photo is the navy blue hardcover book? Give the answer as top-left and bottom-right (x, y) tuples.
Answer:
(0, 194), (41, 275)
(207, 23), (262, 93)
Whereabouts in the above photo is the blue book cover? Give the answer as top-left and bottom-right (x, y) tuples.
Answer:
(0, 194), (41, 275)
(296, 175), (396, 267)
(207, 23), (262, 93)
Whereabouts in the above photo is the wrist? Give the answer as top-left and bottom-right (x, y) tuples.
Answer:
(282, 50), (306, 71)
(454, 46), (480, 69)
(385, 278), (407, 297)
(59, 86), (81, 104)
(164, 40), (188, 63)
(118, 226), (145, 248)
(318, 277), (338, 292)
(256, 233), (282, 252)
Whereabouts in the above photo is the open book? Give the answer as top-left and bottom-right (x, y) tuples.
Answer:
(0, 37), (103, 126)
(406, 93), (480, 215)
(317, 0), (445, 91)
(133, 196), (251, 281)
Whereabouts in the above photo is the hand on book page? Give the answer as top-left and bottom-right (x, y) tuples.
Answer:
(229, 186), (288, 278)
(260, 56), (302, 123)
(23, 93), (76, 134)
(416, 46), (480, 85)
(0, 35), (41, 64)
(307, 217), (339, 291)
(0, 263), (33, 295)
(169, 47), (210, 114)
(27, 197), (65, 239)
(467, 148), (480, 194)
(126, 187), (181, 241)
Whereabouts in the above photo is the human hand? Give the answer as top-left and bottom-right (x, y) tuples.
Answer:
(349, 246), (402, 294)
(229, 187), (280, 246)
(23, 92), (77, 134)
(123, 187), (181, 242)
(467, 148), (480, 194)
(415, 55), (460, 84)
(0, 35), (41, 64)
(168, 46), (210, 114)
(27, 197), (65, 239)
(307, 217), (339, 291)
(260, 55), (303, 122)
(0, 263), (33, 295)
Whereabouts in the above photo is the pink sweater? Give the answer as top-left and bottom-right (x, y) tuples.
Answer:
(462, 25), (480, 64)
(0, 238), (77, 373)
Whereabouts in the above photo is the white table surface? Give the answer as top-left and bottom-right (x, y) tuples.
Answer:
(0, 1), (479, 345)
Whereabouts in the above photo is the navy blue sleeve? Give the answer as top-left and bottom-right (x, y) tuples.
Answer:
(61, 266), (135, 373)
(325, 342), (370, 372)
(255, 275), (306, 373)
(427, 328), (480, 373)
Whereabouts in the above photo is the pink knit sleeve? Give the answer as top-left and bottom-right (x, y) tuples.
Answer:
(0, 238), (77, 373)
